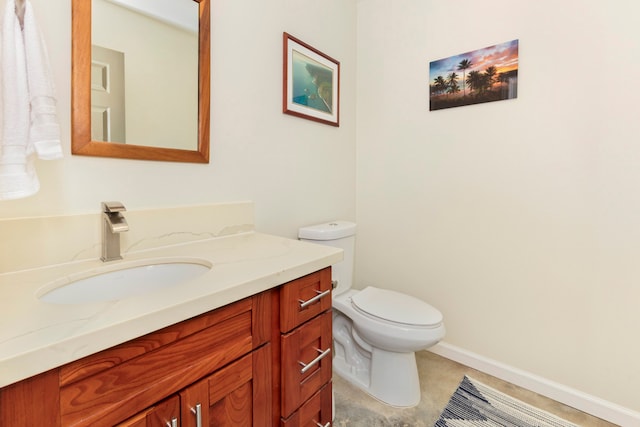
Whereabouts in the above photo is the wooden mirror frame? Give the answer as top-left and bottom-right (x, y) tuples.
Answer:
(71, 0), (210, 163)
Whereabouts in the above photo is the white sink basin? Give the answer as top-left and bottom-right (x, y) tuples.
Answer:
(39, 258), (212, 304)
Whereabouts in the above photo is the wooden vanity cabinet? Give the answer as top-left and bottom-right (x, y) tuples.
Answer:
(0, 267), (334, 427)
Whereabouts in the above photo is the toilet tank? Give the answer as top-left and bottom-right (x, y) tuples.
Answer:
(298, 221), (356, 296)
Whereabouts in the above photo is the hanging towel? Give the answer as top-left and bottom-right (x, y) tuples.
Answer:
(23, 0), (62, 160)
(0, 0), (62, 201)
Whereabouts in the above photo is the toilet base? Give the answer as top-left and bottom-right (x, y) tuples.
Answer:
(333, 347), (421, 408)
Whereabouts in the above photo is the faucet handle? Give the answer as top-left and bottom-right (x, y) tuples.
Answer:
(102, 201), (126, 212)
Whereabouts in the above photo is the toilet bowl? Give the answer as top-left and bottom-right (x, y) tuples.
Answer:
(298, 221), (446, 407)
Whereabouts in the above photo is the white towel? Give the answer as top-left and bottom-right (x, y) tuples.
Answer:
(0, 0), (62, 201)
(23, 0), (62, 160)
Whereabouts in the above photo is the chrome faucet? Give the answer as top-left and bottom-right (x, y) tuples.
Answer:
(101, 201), (129, 262)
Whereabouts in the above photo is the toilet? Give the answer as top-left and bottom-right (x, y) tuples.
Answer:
(298, 221), (445, 407)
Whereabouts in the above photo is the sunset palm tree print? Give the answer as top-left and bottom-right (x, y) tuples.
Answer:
(429, 40), (518, 111)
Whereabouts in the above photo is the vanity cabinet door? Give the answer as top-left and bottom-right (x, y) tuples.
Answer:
(116, 395), (180, 427)
(181, 344), (272, 427)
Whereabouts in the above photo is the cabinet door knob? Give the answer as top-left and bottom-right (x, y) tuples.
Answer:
(299, 347), (331, 374)
(190, 403), (202, 427)
(299, 289), (331, 309)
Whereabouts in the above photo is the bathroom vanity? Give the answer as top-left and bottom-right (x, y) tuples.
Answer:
(0, 231), (340, 426)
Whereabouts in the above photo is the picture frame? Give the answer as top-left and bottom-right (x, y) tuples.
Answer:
(429, 39), (519, 111)
(283, 32), (340, 127)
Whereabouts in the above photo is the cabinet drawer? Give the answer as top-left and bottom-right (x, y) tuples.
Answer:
(281, 311), (332, 418)
(281, 382), (332, 427)
(280, 267), (332, 333)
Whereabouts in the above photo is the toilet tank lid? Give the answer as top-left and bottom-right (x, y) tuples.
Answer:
(298, 221), (356, 240)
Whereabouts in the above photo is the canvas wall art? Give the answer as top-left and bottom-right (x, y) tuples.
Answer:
(429, 39), (519, 111)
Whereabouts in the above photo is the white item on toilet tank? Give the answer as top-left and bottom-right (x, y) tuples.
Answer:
(298, 221), (355, 296)
(298, 220), (445, 408)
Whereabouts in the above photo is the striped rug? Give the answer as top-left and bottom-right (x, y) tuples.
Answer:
(435, 376), (579, 427)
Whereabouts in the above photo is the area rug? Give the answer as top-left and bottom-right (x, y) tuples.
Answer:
(435, 376), (579, 427)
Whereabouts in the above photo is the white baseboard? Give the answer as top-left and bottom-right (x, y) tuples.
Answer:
(429, 342), (640, 427)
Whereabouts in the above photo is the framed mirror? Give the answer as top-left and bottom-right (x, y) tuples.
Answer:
(71, 0), (210, 163)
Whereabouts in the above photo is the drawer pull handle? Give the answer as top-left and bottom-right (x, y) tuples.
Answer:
(191, 403), (202, 427)
(315, 422), (330, 427)
(166, 418), (178, 427)
(299, 289), (331, 309)
(299, 347), (331, 374)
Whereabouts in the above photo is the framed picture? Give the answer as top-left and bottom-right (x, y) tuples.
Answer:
(429, 39), (519, 111)
(283, 33), (340, 126)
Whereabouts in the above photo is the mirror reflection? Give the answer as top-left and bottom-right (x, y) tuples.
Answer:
(91, 0), (199, 150)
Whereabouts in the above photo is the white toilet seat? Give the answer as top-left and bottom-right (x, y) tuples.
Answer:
(351, 286), (443, 327)
(333, 289), (445, 353)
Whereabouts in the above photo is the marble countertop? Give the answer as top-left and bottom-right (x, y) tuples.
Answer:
(0, 231), (342, 388)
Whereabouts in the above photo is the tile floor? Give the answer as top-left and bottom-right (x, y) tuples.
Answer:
(332, 350), (618, 427)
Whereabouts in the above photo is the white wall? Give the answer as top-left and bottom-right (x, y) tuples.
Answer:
(356, 0), (640, 413)
(0, 0), (357, 239)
